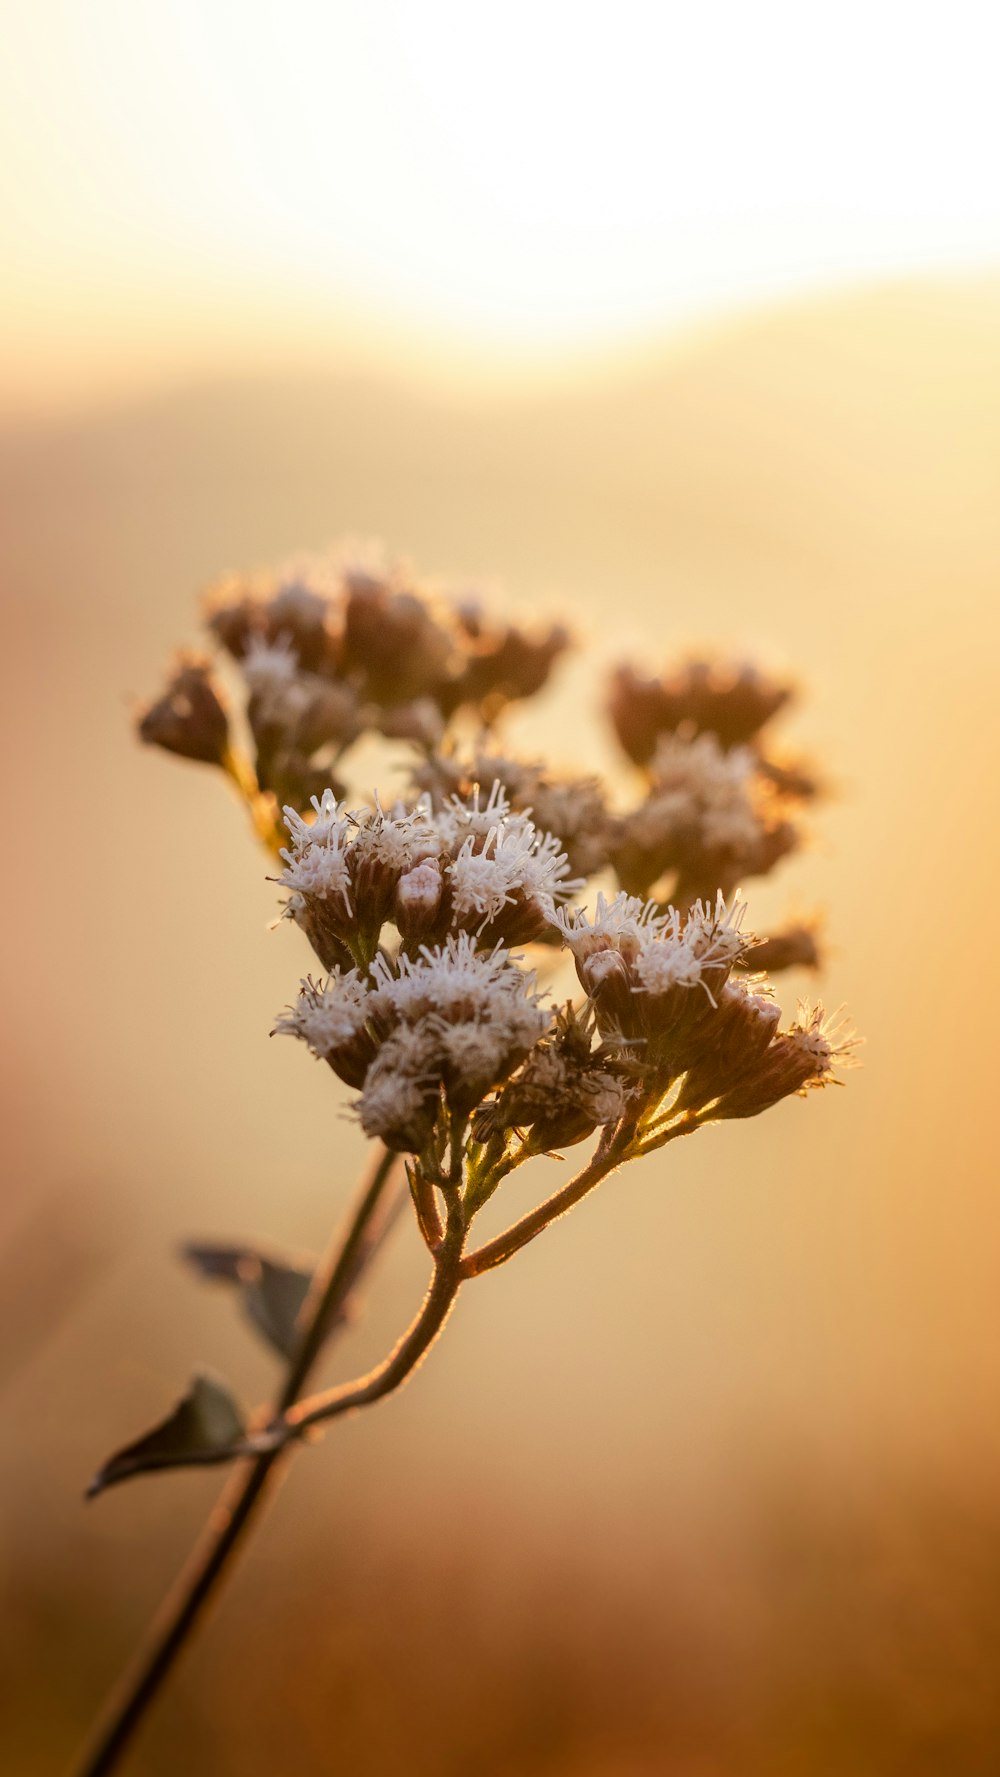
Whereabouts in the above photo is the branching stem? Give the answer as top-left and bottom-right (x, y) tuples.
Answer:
(71, 1145), (402, 1777)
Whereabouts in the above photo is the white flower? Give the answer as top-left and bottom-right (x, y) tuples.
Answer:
(647, 733), (764, 851)
(787, 1002), (859, 1082)
(282, 788), (350, 850)
(553, 891), (664, 958)
(632, 895), (750, 1004)
(674, 892), (750, 965)
(241, 632), (300, 695)
(351, 797), (439, 874)
(279, 792), (354, 905)
(357, 1030), (438, 1146)
(432, 780), (511, 849)
(273, 971), (369, 1059)
(438, 1021), (513, 1080)
(370, 932), (545, 1028)
(446, 816), (578, 931)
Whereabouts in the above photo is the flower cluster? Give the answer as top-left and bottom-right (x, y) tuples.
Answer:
(276, 935), (550, 1152)
(608, 656), (795, 764)
(277, 782), (581, 972)
(94, 535), (860, 1749)
(137, 540), (828, 967)
(415, 749), (612, 880)
(275, 770), (855, 1163)
(606, 733), (800, 905)
(137, 545), (569, 824)
(554, 889), (854, 1127)
(602, 653), (820, 910)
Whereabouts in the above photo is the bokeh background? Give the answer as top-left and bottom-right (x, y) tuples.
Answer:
(4, 5), (1000, 1773)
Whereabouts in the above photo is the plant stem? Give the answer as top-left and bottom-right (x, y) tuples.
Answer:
(70, 1145), (401, 1777)
(459, 1143), (623, 1278)
(266, 1194), (467, 1444)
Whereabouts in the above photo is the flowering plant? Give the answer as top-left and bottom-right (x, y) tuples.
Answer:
(76, 545), (855, 1774)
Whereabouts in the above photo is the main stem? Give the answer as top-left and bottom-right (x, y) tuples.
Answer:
(71, 1145), (401, 1777)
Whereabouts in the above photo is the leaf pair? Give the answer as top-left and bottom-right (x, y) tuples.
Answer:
(85, 1240), (315, 1501)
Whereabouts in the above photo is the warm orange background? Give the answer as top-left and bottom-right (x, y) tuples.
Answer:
(3, 270), (1000, 1772)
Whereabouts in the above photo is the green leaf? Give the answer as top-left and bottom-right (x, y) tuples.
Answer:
(86, 1371), (248, 1498)
(181, 1242), (316, 1361)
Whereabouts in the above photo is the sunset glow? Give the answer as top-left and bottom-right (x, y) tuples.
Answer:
(2, 0), (999, 411)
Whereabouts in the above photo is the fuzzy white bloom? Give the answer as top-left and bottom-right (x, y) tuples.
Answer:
(444, 812), (579, 931)
(645, 733), (764, 851)
(241, 631), (301, 695)
(432, 780), (511, 849)
(273, 970), (370, 1058)
(437, 1020), (515, 1080)
(370, 932), (547, 1031)
(553, 891), (664, 957)
(632, 894), (750, 1003)
(279, 792), (353, 905)
(787, 1002), (859, 1080)
(501, 816), (581, 903)
(351, 797), (439, 874)
(283, 788), (350, 850)
(357, 1030), (438, 1145)
(669, 892), (750, 964)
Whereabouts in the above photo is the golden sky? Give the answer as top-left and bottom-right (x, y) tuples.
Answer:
(2, 0), (999, 413)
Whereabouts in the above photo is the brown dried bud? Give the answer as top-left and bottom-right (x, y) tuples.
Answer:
(137, 655), (230, 767)
(608, 658), (794, 766)
(264, 580), (333, 672)
(755, 755), (822, 801)
(444, 622), (570, 720)
(341, 579), (452, 705)
(376, 698), (446, 750)
(672, 981), (782, 1115)
(483, 1003), (627, 1150)
(742, 922), (822, 974)
(709, 1004), (856, 1120)
(203, 581), (259, 659)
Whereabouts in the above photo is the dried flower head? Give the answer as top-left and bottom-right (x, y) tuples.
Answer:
(608, 656), (794, 765)
(609, 732), (799, 905)
(137, 654), (230, 768)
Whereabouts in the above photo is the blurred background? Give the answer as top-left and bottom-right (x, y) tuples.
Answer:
(3, 3), (1000, 1772)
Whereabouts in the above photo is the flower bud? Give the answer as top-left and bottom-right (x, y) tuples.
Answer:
(272, 971), (377, 1088)
(672, 982), (782, 1115)
(357, 1034), (441, 1153)
(608, 658), (794, 765)
(743, 922), (822, 974)
(137, 655), (230, 767)
(710, 1003), (857, 1119)
(395, 859), (445, 945)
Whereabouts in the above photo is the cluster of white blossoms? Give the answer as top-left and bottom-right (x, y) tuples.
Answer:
(275, 780), (856, 1158)
(276, 935), (550, 1151)
(608, 733), (799, 905)
(277, 783), (581, 972)
(552, 888), (855, 1122)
